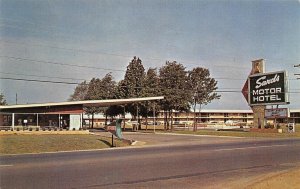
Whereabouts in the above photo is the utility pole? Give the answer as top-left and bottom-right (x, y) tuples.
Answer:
(294, 64), (300, 79)
(15, 93), (18, 105)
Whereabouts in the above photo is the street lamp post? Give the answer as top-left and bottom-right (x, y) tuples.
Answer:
(294, 64), (300, 79)
(193, 93), (197, 132)
(153, 104), (156, 133)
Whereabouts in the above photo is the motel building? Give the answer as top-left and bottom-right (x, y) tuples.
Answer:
(77, 109), (300, 129)
(0, 97), (299, 130)
(1, 105), (299, 131)
(0, 97), (164, 131)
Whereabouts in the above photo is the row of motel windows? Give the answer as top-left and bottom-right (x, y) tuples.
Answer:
(1, 114), (71, 128)
(161, 113), (252, 118)
(1, 112), (299, 126)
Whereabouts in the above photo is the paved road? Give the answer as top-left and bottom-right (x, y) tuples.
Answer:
(1, 134), (300, 189)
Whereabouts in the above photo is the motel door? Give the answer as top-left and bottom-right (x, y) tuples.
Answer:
(69, 114), (81, 130)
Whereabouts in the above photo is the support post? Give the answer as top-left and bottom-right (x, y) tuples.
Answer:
(80, 113), (83, 129)
(250, 59), (266, 129)
(37, 113), (39, 127)
(12, 113), (15, 130)
(252, 106), (266, 129)
(59, 114), (61, 129)
(123, 106), (126, 131)
(153, 104), (156, 133)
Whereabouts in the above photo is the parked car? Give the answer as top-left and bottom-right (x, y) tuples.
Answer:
(225, 120), (239, 126)
(143, 121), (161, 125)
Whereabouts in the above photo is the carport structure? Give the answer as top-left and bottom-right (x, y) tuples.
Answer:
(0, 96), (164, 130)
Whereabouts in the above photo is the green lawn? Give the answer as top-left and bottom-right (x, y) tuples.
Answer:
(171, 124), (300, 138)
(0, 134), (129, 155)
(174, 129), (300, 138)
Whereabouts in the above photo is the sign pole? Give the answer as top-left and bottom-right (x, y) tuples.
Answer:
(153, 104), (156, 133)
(111, 134), (114, 147)
(244, 59), (289, 130)
(251, 59), (266, 129)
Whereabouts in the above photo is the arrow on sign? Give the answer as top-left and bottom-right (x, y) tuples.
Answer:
(242, 71), (253, 103)
(242, 79), (249, 103)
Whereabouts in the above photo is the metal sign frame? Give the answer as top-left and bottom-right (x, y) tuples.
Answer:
(288, 123), (295, 133)
(248, 70), (289, 106)
(264, 108), (289, 118)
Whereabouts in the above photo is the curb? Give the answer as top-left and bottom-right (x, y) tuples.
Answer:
(125, 131), (246, 139)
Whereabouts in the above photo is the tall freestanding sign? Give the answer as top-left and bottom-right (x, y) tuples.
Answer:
(242, 59), (289, 129)
(248, 71), (288, 105)
(249, 59), (266, 128)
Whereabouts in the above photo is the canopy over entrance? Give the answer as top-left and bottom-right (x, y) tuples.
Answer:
(0, 96), (164, 130)
(0, 96), (164, 113)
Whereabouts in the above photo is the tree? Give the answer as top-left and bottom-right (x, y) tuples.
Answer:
(123, 56), (145, 98)
(83, 78), (100, 128)
(0, 93), (7, 105)
(69, 74), (118, 128)
(159, 61), (192, 131)
(122, 56), (146, 129)
(114, 80), (127, 99)
(141, 68), (161, 130)
(68, 81), (88, 101)
(84, 73), (117, 100)
(143, 68), (160, 98)
(95, 73), (117, 100)
(69, 80), (97, 128)
(189, 67), (220, 131)
(114, 80), (130, 130)
(84, 73), (117, 128)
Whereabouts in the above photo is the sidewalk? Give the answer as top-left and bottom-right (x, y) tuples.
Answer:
(245, 168), (300, 189)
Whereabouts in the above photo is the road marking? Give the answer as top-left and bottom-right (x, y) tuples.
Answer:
(213, 144), (288, 152)
(0, 164), (13, 167)
(153, 132), (245, 138)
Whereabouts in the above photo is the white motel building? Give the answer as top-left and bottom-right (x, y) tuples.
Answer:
(85, 109), (300, 128)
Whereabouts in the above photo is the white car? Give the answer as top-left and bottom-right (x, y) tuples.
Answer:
(225, 120), (239, 126)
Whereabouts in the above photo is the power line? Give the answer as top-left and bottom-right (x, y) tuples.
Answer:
(0, 23), (80, 42)
(1, 77), (300, 94)
(0, 71), (87, 81)
(215, 77), (297, 81)
(0, 39), (135, 59)
(0, 77), (81, 85)
(0, 69), (297, 84)
(0, 55), (126, 72)
(0, 40), (251, 70)
(0, 17), (70, 33)
(1, 70), (299, 87)
(1, 21), (299, 68)
(1, 54), (297, 82)
(3, 39), (300, 74)
(294, 64), (300, 79)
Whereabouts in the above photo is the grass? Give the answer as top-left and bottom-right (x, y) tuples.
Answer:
(171, 125), (300, 138)
(174, 130), (300, 138)
(0, 134), (130, 155)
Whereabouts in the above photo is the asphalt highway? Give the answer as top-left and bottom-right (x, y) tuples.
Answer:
(1, 134), (300, 189)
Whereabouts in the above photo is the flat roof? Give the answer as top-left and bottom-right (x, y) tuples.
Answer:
(0, 96), (164, 110)
(198, 109), (253, 113)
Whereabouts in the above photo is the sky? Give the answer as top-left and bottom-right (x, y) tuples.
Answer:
(0, 0), (299, 110)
